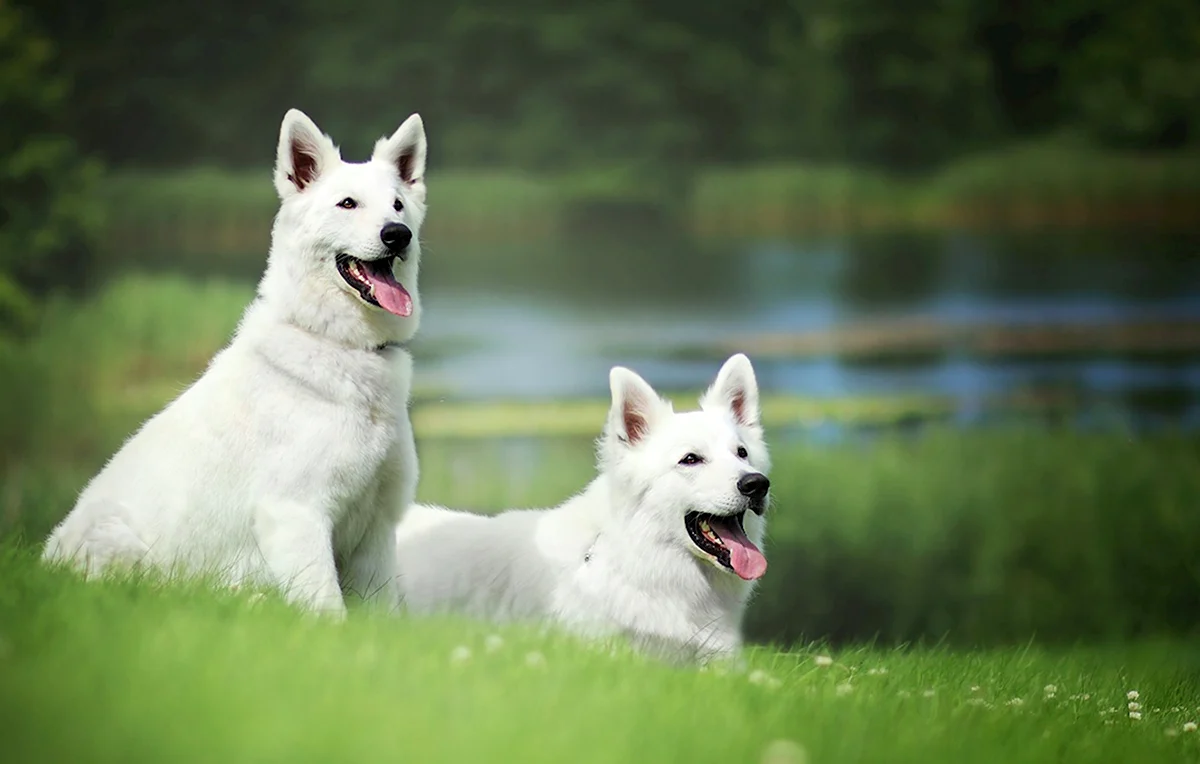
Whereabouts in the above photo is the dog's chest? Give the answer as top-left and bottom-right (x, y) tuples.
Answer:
(328, 377), (413, 548)
(326, 392), (406, 497)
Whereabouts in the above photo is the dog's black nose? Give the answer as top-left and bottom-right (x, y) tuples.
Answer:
(380, 222), (412, 256)
(737, 472), (770, 503)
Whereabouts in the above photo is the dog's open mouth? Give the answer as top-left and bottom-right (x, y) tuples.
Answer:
(684, 511), (767, 581)
(335, 254), (413, 317)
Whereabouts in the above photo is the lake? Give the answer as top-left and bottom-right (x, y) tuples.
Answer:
(412, 227), (1200, 430)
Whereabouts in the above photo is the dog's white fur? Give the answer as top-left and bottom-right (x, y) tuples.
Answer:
(395, 354), (771, 662)
(43, 109), (429, 616)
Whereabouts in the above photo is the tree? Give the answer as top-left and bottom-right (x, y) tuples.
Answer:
(1061, 0), (1200, 147)
(0, 2), (99, 323)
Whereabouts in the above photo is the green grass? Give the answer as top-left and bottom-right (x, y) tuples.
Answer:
(1, 546), (1199, 763)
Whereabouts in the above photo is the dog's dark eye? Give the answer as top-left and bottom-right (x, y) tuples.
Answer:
(393, 198), (404, 212)
(678, 453), (704, 466)
(736, 446), (749, 459)
(337, 198), (357, 210)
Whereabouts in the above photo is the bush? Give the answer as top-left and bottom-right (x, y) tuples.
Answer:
(745, 429), (1200, 646)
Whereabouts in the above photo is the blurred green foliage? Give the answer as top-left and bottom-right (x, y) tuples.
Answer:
(0, 3), (100, 330)
(2, 275), (1198, 645)
(14, 0), (1200, 176)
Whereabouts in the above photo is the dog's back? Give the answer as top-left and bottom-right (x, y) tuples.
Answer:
(395, 503), (588, 621)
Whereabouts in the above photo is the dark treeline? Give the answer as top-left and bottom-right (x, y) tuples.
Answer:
(16, 0), (1200, 173)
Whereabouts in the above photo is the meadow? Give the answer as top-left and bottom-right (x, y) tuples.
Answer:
(3, 543), (1200, 764)
(2, 275), (1199, 762)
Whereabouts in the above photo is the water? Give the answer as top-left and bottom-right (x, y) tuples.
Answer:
(412, 227), (1200, 427)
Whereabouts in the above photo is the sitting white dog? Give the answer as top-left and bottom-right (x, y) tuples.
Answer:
(396, 354), (771, 661)
(44, 108), (430, 616)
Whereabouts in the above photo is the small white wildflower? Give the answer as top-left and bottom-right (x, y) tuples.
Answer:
(866, 667), (888, 676)
(814, 655), (833, 667)
(922, 689), (936, 698)
(1171, 706), (1183, 713)
(1129, 711), (1142, 721)
(1082, 693), (1091, 701)
(760, 739), (808, 764)
(1044, 684), (1058, 695)
(836, 682), (854, 697)
(970, 685), (982, 693)
(484, 634), (504, 654)
(1128, 701), (1141, 711)
(1006, 697), (1024, 707)
(1127, 690), (1139, 700)
(525, 650), (546, 669)
(450, 645), (472, 666)
(1184, 721), (1198, 733)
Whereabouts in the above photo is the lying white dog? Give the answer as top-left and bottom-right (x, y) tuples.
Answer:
(396, 354), (771, 661)
(44, 109), (429, 616)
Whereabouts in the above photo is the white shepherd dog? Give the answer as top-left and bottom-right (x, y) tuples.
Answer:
(44, 109), (429, 616)
(395, 354), (771, 662)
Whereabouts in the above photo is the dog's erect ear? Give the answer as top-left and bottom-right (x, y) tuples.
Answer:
(607, 367), (665, 447)
(373, 114), (427, 188)
(701, 353), (761, 429)
(274, 109), (339, 199)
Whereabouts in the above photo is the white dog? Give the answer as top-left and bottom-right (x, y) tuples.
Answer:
(395, 354), (771, 662)
(43, 109), (429, 616)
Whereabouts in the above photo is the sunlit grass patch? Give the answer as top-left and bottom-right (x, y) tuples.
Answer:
(1, 545), (1199, 764)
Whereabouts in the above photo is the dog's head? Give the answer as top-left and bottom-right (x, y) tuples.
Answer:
(262, 109), (428, 347)
(600, 354), (771, 581)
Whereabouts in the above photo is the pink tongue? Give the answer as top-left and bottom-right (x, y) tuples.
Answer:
(365, 268), (413, 317)
(710, 515), (767, 580)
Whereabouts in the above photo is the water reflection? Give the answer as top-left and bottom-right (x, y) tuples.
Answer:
(414, 228), (1200, 424)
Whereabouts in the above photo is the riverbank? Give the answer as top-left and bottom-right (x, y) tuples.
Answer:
(95, 143), (1200, 277)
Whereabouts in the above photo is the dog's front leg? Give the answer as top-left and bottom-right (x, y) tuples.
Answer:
(341, 511), (402, 612)
(342, 423), (415, 612)
(254, 499), (346, 617)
